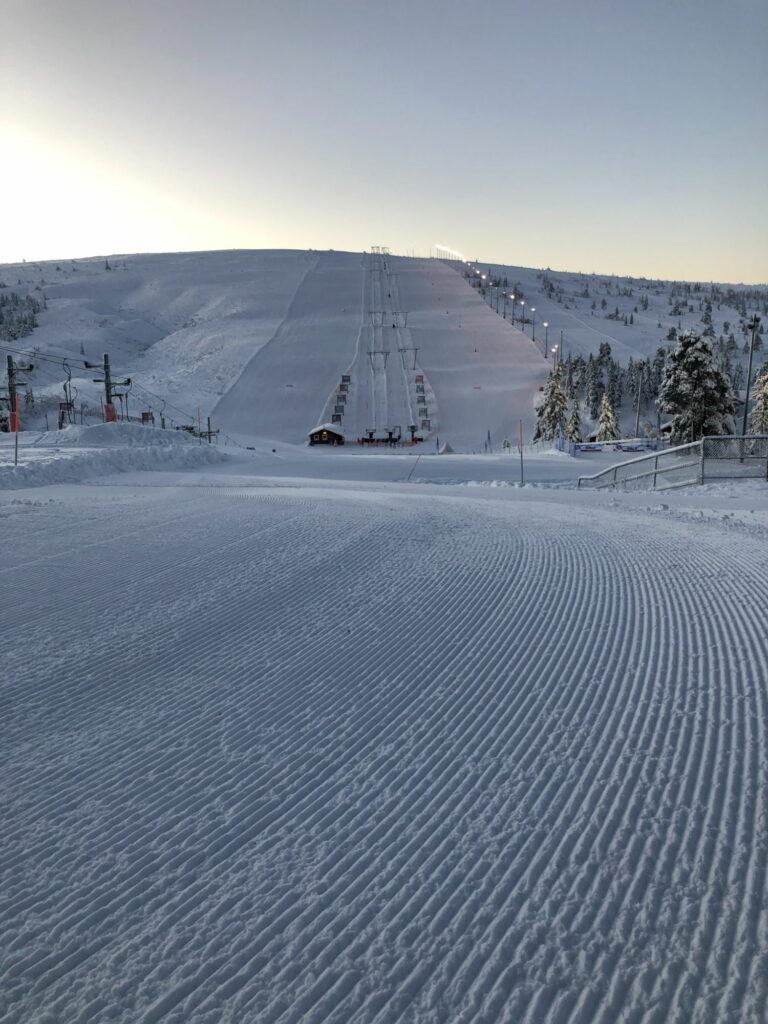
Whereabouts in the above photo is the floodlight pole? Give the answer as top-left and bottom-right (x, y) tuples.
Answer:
(741, 314), (761, 437)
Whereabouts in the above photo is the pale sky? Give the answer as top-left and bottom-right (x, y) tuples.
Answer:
(3, 0), (766, 282)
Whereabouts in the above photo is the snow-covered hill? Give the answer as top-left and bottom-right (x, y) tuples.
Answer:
(464, 258), (766, 368)
(1, 250), (547, 449)
(3, 249), (763, 451)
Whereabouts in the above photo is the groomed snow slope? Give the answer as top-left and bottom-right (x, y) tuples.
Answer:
(390, 258), (547, 446)
(4, 249), (764, 449)
(3, 250), (549, 449)
(3, 250), (318, 423)
(2, 463), (767, 1024)
(214, 253), (548, 447)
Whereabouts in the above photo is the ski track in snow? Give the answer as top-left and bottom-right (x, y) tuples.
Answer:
(2, 484), (768, 1024)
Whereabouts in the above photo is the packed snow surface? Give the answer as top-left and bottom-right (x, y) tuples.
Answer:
(3, 247), (767, 1021)
(0, 423), (226, 489)
(2, 446), (767, 1023)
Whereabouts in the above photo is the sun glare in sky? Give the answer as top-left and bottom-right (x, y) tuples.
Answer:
(3, 0), (767, 282)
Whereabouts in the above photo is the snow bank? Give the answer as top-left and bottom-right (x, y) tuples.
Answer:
(0, 423), (227, 489)
(50, 422), (203, 447)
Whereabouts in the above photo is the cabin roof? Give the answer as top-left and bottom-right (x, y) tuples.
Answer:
(309, 423), (344, 437)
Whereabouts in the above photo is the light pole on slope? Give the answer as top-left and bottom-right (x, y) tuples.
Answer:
(741, 314), (762, 437)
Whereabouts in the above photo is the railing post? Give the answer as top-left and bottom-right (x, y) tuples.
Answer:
(698, 440), (705, 484)
(653, 455), (658, 489)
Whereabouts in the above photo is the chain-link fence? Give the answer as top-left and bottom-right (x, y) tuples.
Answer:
(578, 435), (768, 490)
(701, 436), (768, 479)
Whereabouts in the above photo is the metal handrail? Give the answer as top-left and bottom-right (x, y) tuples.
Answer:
(598, 457), (702, 489)
(577, 440), (702, 490)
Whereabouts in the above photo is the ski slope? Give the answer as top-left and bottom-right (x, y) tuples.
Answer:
(2, 454), (767, 1024)
(212, 251), (549, 448)
(2, 248), (767, 1022)
(4, 247), (763, 450)
(1, 249), (544, 449)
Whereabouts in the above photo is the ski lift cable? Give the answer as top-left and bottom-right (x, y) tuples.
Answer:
(0, 342), (90, 371)
(0, 342), (192, 422)
(126, 379), (244, 448)
(1, 341), (243, 449)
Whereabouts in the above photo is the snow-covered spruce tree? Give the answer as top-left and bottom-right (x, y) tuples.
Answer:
(657, 329), (736, 443)
(597, 393), (620, 441)
(652, 347), (668, 395)
(565, 398), (583, 442)
(571, 354), (585, 395)
(640, 360), (655, 404)
(564, 358), (576, 399)
(533, 365), (568, 442)
(749, 370), (768, 433)
(585, 354), (603, 418)
(607, 360), (622, 409)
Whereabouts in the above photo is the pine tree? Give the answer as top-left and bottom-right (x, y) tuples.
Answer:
(571, 354), (586, 396)
(652, 347), (667, 395)
(565, 360), (576, 399)
(597, 393), (620, 441)
(640, 359), (654, 404)
(533, 366), (568, 442)
(749, 371), (768, 433)
(657, 329), (736, 442)
(565, 398), (583, 442)
(585, 354), (603, 418)
(607, 360), (622, 408)
(598, 341), (612, 368)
